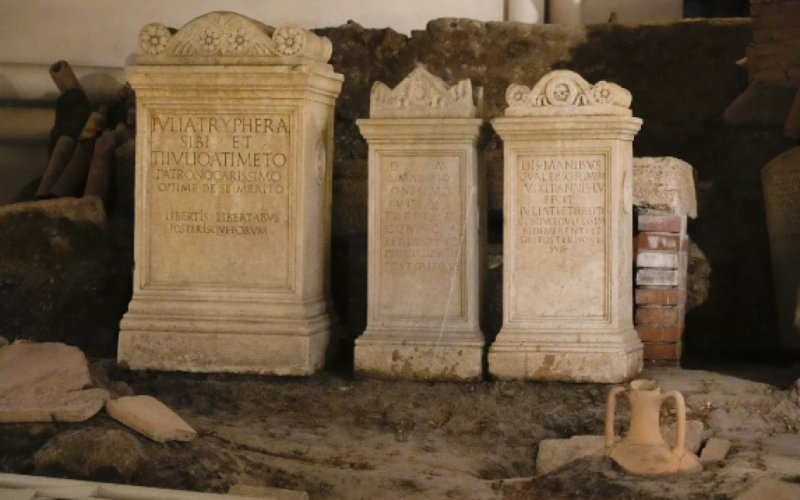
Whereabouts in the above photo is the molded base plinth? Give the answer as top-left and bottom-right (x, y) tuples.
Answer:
(488, 332), (643, 382)
(355, 334), (483, 381)
(118, 330), (329, 375)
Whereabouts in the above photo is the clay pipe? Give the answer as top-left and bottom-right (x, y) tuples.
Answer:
(48, 108), (107, 198)
(36, 135), (77, 199)
(84, 123), (126, 204)
(49, 60), (83, 94)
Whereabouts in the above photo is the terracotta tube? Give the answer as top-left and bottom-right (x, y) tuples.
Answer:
(49, 138), (96, 198)
(49, 60), (83, 94)
(36, 136), (76, 199)
(84, 125), (125, 203)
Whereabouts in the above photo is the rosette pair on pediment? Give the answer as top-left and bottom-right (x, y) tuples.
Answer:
(136, 11), (332, 64)
(505, 70), (633, 117)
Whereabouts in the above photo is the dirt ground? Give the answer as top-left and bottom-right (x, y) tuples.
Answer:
(3, 363), (800, 500)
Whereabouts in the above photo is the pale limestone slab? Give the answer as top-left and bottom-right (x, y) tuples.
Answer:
(228, 484), (309, 500)
(118, 12), (343, 374)
(735, 479), (800, 500)
(762, 147), (800, 350)
(632, 157), (697, 218)
(637, 251), (679, 269)
(536, 435), (606, 475)
(355, 68), (485, 381)
(489, 70), (643, 382)
(105, 395), (196, 443)
(636, 269), (680, 287)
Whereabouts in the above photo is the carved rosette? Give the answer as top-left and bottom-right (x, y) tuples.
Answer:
(369, 67), (477, 118)
(136, 11), (333, 64)
(505, 70), (633, 117)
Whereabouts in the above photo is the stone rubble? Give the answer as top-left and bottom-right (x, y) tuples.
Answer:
(700, 437), (732, 463)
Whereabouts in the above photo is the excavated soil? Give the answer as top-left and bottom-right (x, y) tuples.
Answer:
(3, 365), (800, 499)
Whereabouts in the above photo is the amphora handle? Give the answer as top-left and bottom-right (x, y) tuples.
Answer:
(661, 390), (687, 453)
(604, 386), (626, 448)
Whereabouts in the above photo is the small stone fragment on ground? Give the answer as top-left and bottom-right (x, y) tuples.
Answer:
(735, 478), (800, 500)
(0, 342), (108, 423)
(106, 395), (197, 443)
(700, 437), (731, 463)
(662, 420), (704, 454)
(535, 435), (606, 475)
(34, 427), (146, 483)
(228, 483), (309, 500)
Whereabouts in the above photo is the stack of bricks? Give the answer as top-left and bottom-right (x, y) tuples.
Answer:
(632, 158), (697, 364)
(747, 0), (800, 87)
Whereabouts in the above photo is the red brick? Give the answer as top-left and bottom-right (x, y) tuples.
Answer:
(643, 343), (680, 361)
(635, 306), (683, 326)
(638, 215), (682, 233)
(635, 288), (687, 306)
(636, 325), (684, 342)
(637, 233), (681, 251)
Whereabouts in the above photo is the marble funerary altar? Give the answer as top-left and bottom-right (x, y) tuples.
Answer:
(489, 70), (644, 382)
(119, 12), (343, 374)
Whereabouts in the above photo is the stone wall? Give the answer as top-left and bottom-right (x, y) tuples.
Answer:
(748, 0), (800, 86)
(4, 18), (768, 365)
(319, 18), (759, 363)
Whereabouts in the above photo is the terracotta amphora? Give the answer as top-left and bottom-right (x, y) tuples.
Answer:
(604, 379), (702, 477)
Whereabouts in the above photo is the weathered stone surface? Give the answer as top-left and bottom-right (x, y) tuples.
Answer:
(699, 437), (731, 463)
(34, 428), (146, 483)
(535, 436), (606, 475)
(0, 342), (109, 423)
(0, 197), (132, 356)
(735, 479), (800, 500)
(489, 70), (642, 382)
(633, 157), (697, 218)
(762, 147), (800, 350)
(106, 395), (196, 443)
(118, 12), (343, 375)
(354, 67), (484, 381)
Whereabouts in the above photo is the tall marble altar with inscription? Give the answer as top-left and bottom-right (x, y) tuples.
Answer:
(118, 12), (343, 374)
(489, 70), (643, 383)
(355, 68), (485, 381)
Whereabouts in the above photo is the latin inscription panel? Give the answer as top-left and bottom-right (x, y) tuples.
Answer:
(147, 111), (292, 286)
(377, 154), (464, 319)
(513, 152), (608, 319)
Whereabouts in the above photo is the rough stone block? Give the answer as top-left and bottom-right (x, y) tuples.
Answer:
(643, 342), (679, 360)
(638, 215), (683, 233)
(636, 325), (684, 342)
(536, 436), (606, 475)
(636, 269), (680, 286)
(635, 288), (686, 306)
(638, 233), (682, 251)
(635, 307), (682, 325)
(637, 250), (680, 269)
(735, 479), (800, 500)
(105, 395), (196, 443)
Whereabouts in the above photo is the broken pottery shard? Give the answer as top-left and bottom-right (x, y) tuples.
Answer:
(699, 437), (731, 463)
(0, 342), (107, 423)
(536, 436), (607, 475)
(0, 342), (91, 398)
(105, 395), (197, 443)
(228, 484), (309, 500)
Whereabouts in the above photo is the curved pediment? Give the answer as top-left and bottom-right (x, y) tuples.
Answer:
(370, 67), (478, 118)
(136, 11), (332, 65)
(505, 70), (633, 117)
